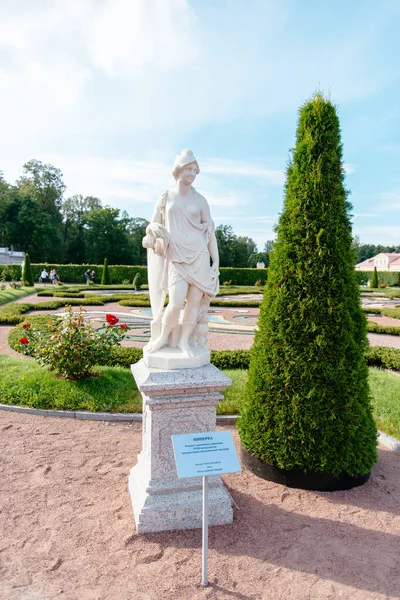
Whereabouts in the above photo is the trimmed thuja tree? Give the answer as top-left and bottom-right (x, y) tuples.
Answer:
(371, 266), (378, 289)
(22, 253), (34, 286)
(238, 93), (377, 491)
(101, 258), (111, 285)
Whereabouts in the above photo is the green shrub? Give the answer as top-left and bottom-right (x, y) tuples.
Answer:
(219, 268), (268, 286)
(238, 93), (377, 478)
(53, 292), (84, 298)
(106, 346), (144, 368)
(133, 272), (142, 289)
(18, 306), (128, 379)
(37, 290), (56, 297)
(381, 308), (400, 320)
(361, 307), (382, 315)
(366, 346), (400, 371)
(118, 298), (152, 307)
(0, 262), (272, 286)
(384, 289), (400, 299)
(0, 264), (22, 281)
(101, 258), (111, 285)
(0, 297), (107, 325)
(370, 266), (378, 289)
(0, 305), (30, 324)
(210, 300), (261, 308)
(22, 253), (34, 286)
(210, 349), (250, 370)
(367, 322), (400, 335)
(354, 271), (400, 287)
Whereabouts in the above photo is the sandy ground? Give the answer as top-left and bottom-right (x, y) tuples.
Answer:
(1, 412), (400, 600)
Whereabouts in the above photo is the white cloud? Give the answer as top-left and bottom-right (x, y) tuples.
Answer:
(86, 0), (199, 76)
(377, 190), (400, 212)
(353, 225), (400, 245)
(344, 163), (356, 174)
(353, 212), (380, 218)
(201, 158), (285, 185)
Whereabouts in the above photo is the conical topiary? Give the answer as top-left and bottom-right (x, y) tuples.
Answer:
(238, 93), (377, 490)
(101, 258), (111, 285)
(371, 266), (378, 289)
(22, 253), (34, 286)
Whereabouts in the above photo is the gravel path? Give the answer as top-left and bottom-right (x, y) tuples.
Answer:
(1, 412), (399, 600)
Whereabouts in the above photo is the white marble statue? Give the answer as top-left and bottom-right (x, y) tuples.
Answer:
(142, 149), (219, 365)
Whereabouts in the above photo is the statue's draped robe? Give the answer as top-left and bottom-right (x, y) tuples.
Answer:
(157, 189), (219, 298)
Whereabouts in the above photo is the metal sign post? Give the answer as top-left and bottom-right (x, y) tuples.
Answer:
(171, 430), (241, 587)
(202, 475), (209, 587)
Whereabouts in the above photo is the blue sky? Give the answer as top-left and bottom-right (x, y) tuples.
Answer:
(1, 0), (399, 251)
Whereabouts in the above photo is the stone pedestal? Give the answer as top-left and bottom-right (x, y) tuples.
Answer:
(129, 360), (233, 533)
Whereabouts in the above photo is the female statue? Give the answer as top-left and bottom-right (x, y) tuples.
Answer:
(143, 149), (219, 360)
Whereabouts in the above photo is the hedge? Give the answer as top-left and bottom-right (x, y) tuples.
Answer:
(0, 297), (106, 324)
(367, 322), (400, 336)
(0, 263), (268, 286)
(366, 346), (400, 371)
(8, 318), (400, 374)
(355, 271), (400, 286)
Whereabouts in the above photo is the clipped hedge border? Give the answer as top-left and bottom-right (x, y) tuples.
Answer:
(0, 297), (106, 324)
(362, 306), (400, 320)
(0, 263), (269, 286)
(8, 313), (400, 374)
(355, 271), (400, 286)
(367, 322), (400, 336)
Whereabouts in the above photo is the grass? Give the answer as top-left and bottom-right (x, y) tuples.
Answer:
(369, 367), (400, 440)
(2, 360), (399, 440)
(0, 287), (37, 306)
(217, 286), (264, 295)
(0, 354), (142, 412)
(217, 369), (248, 414)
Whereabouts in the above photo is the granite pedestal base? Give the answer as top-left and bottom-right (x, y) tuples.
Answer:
(129, 360), (233, 534)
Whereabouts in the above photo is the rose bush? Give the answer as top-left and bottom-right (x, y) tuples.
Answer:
(19, 305), (129, 379)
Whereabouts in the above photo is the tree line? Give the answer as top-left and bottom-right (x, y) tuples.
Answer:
(352, 236), (400, 264)
(0, 160), (275, 267)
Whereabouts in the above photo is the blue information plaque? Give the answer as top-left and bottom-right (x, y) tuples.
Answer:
(171, 430), (242, 479)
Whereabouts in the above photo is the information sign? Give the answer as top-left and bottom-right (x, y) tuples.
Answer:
(171, 430), (242, 479)
(171, 430), (241, 587)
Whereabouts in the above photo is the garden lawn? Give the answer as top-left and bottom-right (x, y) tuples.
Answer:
(369, 367), (400, 440)
(0, 287), (37, 306)
(220, 369), (400, 439)
(0, 355), (142, 413)
(0, 360), (399, 440)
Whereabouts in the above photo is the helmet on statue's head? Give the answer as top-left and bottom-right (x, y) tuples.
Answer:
(172, 149), (200, 180)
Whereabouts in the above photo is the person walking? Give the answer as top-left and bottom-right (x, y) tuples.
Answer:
(39, 268), (48, 284)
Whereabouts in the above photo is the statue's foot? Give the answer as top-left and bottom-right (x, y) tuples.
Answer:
(178, 340), (195, 357)
(147, 338), (165, 354)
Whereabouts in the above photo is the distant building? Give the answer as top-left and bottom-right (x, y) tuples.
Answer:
(0, 247), (25, 265)
(355, 253), (400, 272)
(256, 262), (265, 269)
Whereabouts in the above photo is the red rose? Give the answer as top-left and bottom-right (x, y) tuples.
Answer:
(120, 323), (128, 331)
(19, 337), (29, 345)
(74, 345), (79, 349)
(105, 314), (119, 326)
(22, 323), (31, 329)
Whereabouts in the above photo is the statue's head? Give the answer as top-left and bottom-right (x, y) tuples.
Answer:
(172, 149), (200, 181)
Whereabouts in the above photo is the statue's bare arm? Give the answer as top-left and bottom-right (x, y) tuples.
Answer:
(201, 197), (219, 271)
